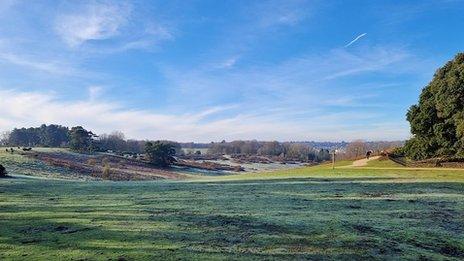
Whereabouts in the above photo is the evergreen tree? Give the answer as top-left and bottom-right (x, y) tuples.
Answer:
(404, 53), (464, 160)
(145, 141), (176, 167)
(69, 126), (96, 152)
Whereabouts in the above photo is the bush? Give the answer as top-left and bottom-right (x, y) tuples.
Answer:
(102, 164), (111, 179)
(0, 164), (7, 177)
(86, 158), (97, 166)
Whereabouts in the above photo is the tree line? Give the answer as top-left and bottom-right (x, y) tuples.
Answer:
(1, 124), (402, 160)
(5, 124), (69, 147)
(1, 124), (403, 165)
(1, 125), (180, 167)
(1, 125), (180, 155)
(206, 139), (402, 162)
(207, 140), (332, 162)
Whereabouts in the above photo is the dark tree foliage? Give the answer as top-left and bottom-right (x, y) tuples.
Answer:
(145, 141), (176, 167)
(0, 164), (7, 177)
(8, 124), (69, 147)
(38, 124), (69, 147)
(9, 127), (40, 146)
(156, 140), (183, 156)
(404, 53), (464, 160)
(69, 126), (97, 152)
(316, 149), (331, 162)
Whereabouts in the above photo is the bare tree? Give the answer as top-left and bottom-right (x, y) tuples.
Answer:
(346, 140), (367, 159)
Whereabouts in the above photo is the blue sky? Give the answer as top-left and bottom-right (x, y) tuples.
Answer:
(0, 0), (463, 142)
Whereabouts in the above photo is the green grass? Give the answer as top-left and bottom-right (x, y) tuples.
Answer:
(0, 153), (464, 260)
(200, 160), (464, 183)
(363, 157), (404, 168)
(0, 148), (86, 180)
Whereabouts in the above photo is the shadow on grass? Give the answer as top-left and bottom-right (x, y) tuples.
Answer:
(1, 178), (463, 259)
(0, 214), (372, 260)
(199, 176), (396, 185)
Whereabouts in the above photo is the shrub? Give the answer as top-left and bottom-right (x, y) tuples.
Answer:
(102, 164), (111, 179)
(86, 158), (97, 166)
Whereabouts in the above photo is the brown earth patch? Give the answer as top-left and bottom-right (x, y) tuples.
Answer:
(23, 151), (187, 181)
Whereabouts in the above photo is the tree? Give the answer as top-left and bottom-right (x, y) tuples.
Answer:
(158, 140), (183, 156)
(38, 124), (69, 147)
(0, 164), (7, 177)
(126, 139), (145, 154)
(69, 126), (96, 152)
(404, 53), (464, 160)
(97, 131), (126, 152)
(145, 141), (176, 167)
(8, 127), (40, 146)
(283, 143), (311, 161)
(258, 141), (283, 156)
(316, 149), (331, 162)
(346, 140), (367, 159)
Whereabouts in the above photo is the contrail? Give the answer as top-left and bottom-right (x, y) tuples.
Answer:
(345, 33), (367, 47)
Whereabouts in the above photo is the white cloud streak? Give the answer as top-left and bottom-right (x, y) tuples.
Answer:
(345, 33), (367, 47)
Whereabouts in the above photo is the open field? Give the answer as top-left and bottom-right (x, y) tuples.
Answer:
(1, 151), (463, 260)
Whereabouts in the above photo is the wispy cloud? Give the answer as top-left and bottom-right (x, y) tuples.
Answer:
(216, 56), (240, 69)
(345, 33), (367, 47)
(0, 89), (409, 141)
(154, 44), (422, 141)
(164, 45), (413, 105)
(0, 52), (79, 76)
(88, 86), (104, 101)
(53, 2), (173, 53)
(55, 2), (131, 47)
(0, 1), (444, 142)
(251, 0), (312, 28)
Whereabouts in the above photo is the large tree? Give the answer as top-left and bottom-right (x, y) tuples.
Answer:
(404, 53), (464, 160)
(69, 126), (96, 152)
(38, 124), (69, 147)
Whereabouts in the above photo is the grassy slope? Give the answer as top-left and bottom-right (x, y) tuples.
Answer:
(0, 148), (90, 180)
(363, 157), (404, 168)
(0, 154), (463, 260)
(200, 158), (464, 183)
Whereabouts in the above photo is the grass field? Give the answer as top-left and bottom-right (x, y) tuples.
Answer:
(1, 152), (464, 260)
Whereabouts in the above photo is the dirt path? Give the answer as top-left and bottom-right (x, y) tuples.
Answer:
(350, 156), (381, 167)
